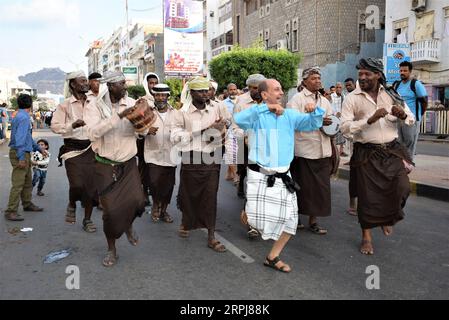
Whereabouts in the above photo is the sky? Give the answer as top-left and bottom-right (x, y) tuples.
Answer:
(0, 0), (163, 76)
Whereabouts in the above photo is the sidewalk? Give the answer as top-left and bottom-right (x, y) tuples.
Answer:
(419, 134), (449, 144)
(337, 154), (449, 202)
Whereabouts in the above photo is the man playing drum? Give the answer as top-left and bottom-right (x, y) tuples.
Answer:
(287, 67), (334, 235)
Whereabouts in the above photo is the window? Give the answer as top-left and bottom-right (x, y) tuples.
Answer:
(285, 21), (291, 50)
(291, 18), (299, 52)
(236, 15), (240, 44)
(393, 19), (408, 43)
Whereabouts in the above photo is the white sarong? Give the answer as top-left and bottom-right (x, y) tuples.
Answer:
(245, 168), (298, 241)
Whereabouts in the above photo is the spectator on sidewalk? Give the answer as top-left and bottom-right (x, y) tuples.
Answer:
(31, 139), (51, 197)
(393, 61), (428, 161)
(4, 94), (46, 222)
(0, 103), (7, 143)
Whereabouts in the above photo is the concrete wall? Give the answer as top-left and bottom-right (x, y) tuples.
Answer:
(321, 30), (386, 89)
(233, 0), (386, 69)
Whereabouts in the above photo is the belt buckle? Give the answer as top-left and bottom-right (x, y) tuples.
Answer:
(380, 143), (387, 149)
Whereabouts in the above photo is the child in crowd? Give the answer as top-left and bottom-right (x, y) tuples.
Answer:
(31, 139), (51, 196)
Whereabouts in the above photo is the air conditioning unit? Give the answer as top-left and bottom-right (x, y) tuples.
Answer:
(277, 39), (287, 50)
(411, 0), (426, 12)
(259, 6), (265, 18)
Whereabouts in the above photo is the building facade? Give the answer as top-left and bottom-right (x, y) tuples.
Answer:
(385, 0), (449, 108)
(85, 40), (103, 75)
(232, 0), (386, 89)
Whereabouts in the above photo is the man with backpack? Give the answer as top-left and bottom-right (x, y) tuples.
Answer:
(393, 61), (428, 161)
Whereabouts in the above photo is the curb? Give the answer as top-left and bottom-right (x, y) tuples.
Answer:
(336, 167), (449, 203)
(418, 138), (449, 144)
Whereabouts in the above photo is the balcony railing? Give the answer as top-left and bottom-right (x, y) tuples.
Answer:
(411, 39), (441, 64)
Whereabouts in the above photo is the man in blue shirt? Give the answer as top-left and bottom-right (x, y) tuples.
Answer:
(4, 94), (47, 221)
(234, 79), (326, 273)
(395, 61), (428, 160)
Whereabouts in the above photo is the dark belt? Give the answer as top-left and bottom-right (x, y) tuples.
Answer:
(248, 164), (300, 194)
(357, 139), (398, 150)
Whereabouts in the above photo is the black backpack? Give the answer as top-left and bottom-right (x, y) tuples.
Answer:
(392, 79), (427, 122)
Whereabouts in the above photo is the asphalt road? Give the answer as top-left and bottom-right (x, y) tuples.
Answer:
(0, 132), (448, 300)
(416, 140), (449, 157)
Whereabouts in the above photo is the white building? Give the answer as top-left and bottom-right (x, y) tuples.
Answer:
(0, 68), (37, 106)
(99, 27), (123, 74)
(85, 40), (103, 75)
(204, 0), (234, 77)
(385, 0), (449, 107)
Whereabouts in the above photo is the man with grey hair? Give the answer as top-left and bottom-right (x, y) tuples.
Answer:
(51, 71), (98, 233)
(288, 66), (334, 235)
(84, 71), (148, 267)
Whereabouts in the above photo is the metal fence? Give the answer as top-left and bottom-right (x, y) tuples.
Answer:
(420, 110), (449, 135)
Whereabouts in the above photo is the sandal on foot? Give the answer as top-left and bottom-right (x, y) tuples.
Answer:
(160, 212), (174, 224)
(126, 229), (139, 246)
(264, 256), (291, 273)
(82, 219), (97, 233)
(151, 213), (160, 223)
(178, 226), (190, 238)
(360, 240), (374, 255)
(309, 223), (327, 235)
(65, 207), (76, 224)
(208, 240), (227, 253)
(102, 251), (118, 267)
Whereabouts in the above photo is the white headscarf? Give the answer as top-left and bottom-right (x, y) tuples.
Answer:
(63, 70), (86, 99)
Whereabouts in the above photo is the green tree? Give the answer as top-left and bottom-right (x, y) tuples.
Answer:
(127, 85), (146, 99)
(209, 47), (302, 92)
(9, 95), (38, 110)
(165, 78), (184, 109)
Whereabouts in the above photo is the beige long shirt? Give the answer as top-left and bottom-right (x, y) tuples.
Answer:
(287, 88), (333, 159)
(84, 95), (140, 163)
(170, 102), (232, 154)
(144, 107), (177, 167)
(341, 85), (415, 144)
(51, 95), (90, 140)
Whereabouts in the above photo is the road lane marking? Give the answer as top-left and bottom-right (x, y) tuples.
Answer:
(202, 230), (255, 264)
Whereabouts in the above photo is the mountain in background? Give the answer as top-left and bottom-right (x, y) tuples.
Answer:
(19, 68), (66, 95)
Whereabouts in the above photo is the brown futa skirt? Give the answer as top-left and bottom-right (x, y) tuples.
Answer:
(95, 158), (146, 239)
(147, 163), (176, 204)
(290, 157), (332, 217)
(349, 157), (358, 199)
(137, 138), (150, 194)
(352, 141), (410, 229)
(65, 147), (98, 207)
(177, 161), (221, 231)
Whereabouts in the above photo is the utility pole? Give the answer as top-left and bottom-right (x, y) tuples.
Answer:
(126, 0), (130, 67)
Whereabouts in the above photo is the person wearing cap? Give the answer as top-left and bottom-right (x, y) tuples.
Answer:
(287, 66), (334, 235)
(144, 84), (178, 224)
(51, 71), (98, 233)
(88, 72), (102, 97)
(341, 58), (415, 255)
(4, 94), (47, 221)
(84, 71), (148, 267)
(170, 76), (232, 253)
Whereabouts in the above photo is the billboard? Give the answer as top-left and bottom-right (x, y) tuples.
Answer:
(383, 43), (411, 84)
(164, 0), (204, 76)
